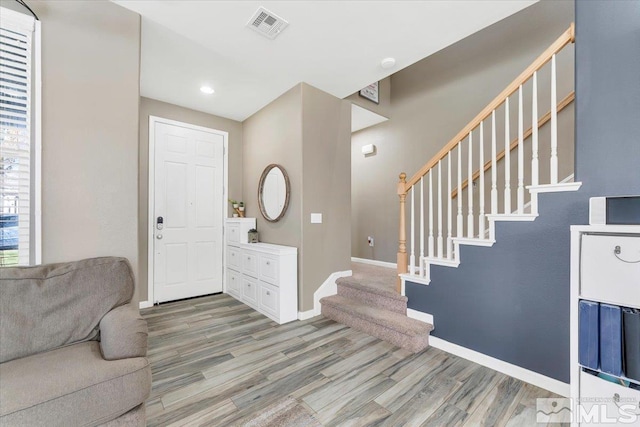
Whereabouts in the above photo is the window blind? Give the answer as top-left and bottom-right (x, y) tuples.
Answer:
(0, 9), (35, 266)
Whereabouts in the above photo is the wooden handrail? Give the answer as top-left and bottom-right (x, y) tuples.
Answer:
(404, 24), (575, 191)
(451, 91), (575, 199)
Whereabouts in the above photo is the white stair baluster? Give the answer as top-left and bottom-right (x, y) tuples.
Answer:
(479, 121), (485, 239)
(531, 71), (539, 214)
(504, 97), (511, 214)
(447, 152), (453, 259)
(428, 170), (434, 258)
(517, 85), (524, 214)
(410, 186), (415, 274)
(467, 132), (474, 238)
(437, 160), (443, 258)
(457, 143), (463, 239)
(491, 110), (498, 215)
(420, 176), (424, 277)
(550, 54), (558, 184)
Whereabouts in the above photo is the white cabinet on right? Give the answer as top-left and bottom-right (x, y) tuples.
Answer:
(570, 225), (640, 427)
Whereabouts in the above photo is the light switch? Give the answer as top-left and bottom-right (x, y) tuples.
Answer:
(311, 213), (322, 224)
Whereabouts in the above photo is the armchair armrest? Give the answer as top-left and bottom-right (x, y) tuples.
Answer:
(99, 304), (148, 360)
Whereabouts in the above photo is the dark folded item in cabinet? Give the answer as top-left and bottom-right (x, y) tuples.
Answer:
(600, 303), (623, 376)
(623, 307), (640, 381)
(579, 300), (599, 369)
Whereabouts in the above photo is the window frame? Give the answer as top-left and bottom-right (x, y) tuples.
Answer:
(0, 6), (41, 265)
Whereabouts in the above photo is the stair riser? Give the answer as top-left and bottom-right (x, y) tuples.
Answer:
(337, 285), (407, 314)
(321, 304), (429, 353)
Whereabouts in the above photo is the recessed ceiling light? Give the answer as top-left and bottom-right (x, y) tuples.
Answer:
(200, 86), (215, 94)
(381, 58), (396, 69)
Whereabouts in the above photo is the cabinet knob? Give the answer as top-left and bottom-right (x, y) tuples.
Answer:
(247, 284), (251, 287)
(266, 291), (270, 296)
(266, 261), (270, 265)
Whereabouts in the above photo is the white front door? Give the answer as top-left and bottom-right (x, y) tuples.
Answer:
(152, 120), (225, 303)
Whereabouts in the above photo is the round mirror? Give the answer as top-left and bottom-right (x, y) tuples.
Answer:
(258, 164), (290, 222)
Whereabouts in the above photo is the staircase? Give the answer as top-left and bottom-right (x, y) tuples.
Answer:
(397, 24), (577, 289)
(321, 25), (577, 353)
(321, 274), (433, 353)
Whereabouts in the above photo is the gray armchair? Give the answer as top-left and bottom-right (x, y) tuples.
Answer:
(0, 257), (151, 426)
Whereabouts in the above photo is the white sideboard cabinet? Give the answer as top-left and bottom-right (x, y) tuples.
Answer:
(225, 218), (298, 324)
(570, 225), (640, 426)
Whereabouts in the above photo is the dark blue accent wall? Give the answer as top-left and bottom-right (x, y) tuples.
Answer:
(407, 0), (640, 383)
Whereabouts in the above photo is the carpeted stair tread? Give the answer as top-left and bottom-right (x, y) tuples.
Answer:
(320, 295), (433, 336)
(336, 277), (407, 302)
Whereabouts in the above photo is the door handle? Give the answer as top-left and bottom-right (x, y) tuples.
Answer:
(156, 234), (163, 240)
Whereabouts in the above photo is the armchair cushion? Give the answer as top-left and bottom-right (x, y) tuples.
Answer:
(0, 341), (151, 426)
(100, 303), (148, 360)
(0, 257), (134, 363)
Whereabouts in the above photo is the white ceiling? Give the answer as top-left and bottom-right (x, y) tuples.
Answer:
(115, 1), (536, 122)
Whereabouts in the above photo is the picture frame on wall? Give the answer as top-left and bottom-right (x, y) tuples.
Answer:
(359, 81), (379, 104)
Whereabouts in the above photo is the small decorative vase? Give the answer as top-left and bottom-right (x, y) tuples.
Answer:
(233, 204), (239, 209)
(239, 207), (245, 212)
(233, 213), (239, 218)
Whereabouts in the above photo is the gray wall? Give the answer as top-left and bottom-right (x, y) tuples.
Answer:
(2, 1), (141, 287)
(574, 0), (640, 194)
(243, 83), (351, 311)
(138, 97), (243, 302)
(301, 84), (352, 311)
(242, 84), (304, 258)
(407, 0), (640, 383)
(351, 1), (575, 261)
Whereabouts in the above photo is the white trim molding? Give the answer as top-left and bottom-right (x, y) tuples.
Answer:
(407, 308), (434, 326)
(527, 182), (582, 194)
(298, 309), (316, 321)
(408, 309), (569, 397)
(351, 257), (396, 269)
(139, 301), (153, 309)
(311, 270), (352, 317)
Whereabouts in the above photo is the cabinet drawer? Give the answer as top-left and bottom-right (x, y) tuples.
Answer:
(227, 247), (241, 270)
(581, 234), (640, 307)
(226, 269), (241, 296)
(242, 276), (258, 304)
(579, 370), (640, 426)
(259, 282), (279, 317)
(227, 224), (240, 245)
(260, 255), (279, 285)
(243, 251), (258, 278)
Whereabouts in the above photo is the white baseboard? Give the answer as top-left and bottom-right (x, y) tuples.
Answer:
(407, 308), (434, 327)
(298, 310), (317, 321)
(312, 270), (352, 317)
(139, 301), (153, 309)
(351, 257), (397, 269)
(407, 309), (569, 397)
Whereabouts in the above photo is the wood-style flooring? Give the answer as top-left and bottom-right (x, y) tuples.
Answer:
(142, 294), (560, 426)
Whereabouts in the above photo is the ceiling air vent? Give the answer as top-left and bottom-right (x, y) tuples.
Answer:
(247, 7), (289, 39)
